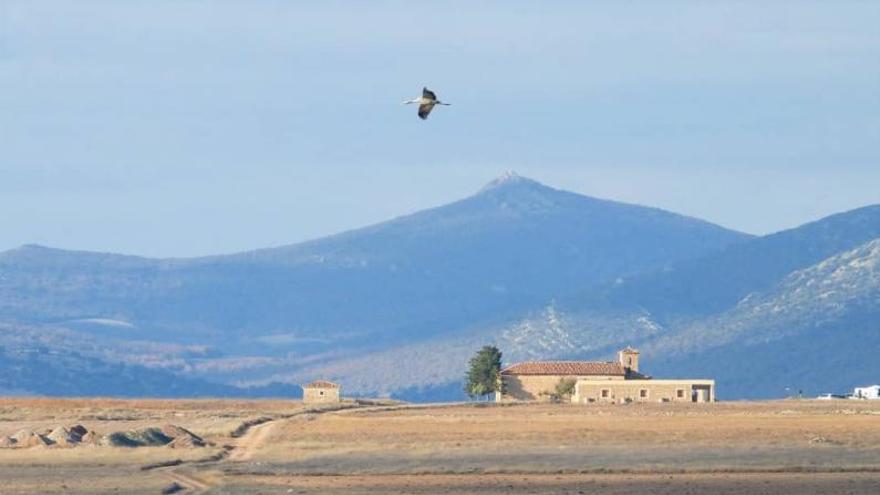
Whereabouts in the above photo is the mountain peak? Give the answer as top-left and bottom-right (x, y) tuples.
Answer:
(494, 170), (523, 183)
(479, 171), (542, 193)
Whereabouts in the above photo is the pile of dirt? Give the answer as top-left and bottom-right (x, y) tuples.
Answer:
(67, 424), (99, 446)
(46, 426), (79, 447)
(167, 435), (202, 448)
(102, 427), (172, 447)
(162, 424), (206, 448)
(79, 430), (100, 445)
(101, 424), (206, 448)
(0, 424), (101, 449)
(10, 429), (51, 448)
(69, 424), (88, 438)
(1, 423), (206, 449)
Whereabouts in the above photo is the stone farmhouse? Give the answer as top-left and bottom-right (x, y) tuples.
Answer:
(499, 347), (715, 404)
(301, 380), (341, 404)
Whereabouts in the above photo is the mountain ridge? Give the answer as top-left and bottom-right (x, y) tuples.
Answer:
(1, 174), (876, 400)
(273, 212), (880, 399)
(571, 203), (880, 319)
(1, 173), (752, 264)
(0, 174), (749, 340)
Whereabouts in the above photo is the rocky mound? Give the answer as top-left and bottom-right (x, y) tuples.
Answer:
(1, 424), (205, 449)
(79, 430), (100, 445)
(47, 426), (79, 447)
(10, 429), (51, 448)
(167, 434), (203, 448)
(69, 424), (88, 438)
(102, 427), (171, 447)
(0, 424), (99, 448)
(102, 425), (206, 448)
(161, 425), (206, 448)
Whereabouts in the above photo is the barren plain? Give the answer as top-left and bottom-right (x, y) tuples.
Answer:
(1, 398), (879, 494)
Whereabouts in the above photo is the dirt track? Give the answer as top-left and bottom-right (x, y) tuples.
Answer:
(228, 419), (277, 462)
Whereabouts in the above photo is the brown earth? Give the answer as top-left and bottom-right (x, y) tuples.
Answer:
(231, 400), (880, 475)
(0, 398), (879, 494)
(226, 472), (880, 495)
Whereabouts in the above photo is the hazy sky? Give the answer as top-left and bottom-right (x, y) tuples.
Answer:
(2, 1), (878, 257)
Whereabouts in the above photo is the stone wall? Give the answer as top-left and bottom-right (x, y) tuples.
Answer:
(501, 374), (624, 401)
(573, 379), (715, 404)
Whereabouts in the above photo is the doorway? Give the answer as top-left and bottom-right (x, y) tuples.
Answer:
(692, 385), (711, 403)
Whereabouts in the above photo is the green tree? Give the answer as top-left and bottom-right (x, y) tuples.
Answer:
(464, 346), (503, 400)
(554, 378), (576, 401)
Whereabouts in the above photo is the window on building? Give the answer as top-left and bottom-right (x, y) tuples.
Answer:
(601, 389), (610, 398)
(319, 391), (325, 396)
(640, 389), (648, 398)
(676, 389), (684, 399)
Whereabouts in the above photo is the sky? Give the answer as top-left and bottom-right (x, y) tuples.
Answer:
(1, 1), (879, 257)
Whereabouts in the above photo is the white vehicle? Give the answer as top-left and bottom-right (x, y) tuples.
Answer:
(816, 393), (845, 400)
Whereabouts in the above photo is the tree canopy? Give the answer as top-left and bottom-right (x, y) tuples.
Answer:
(554, 378), (576, 400)
(464, 346), (503, 399)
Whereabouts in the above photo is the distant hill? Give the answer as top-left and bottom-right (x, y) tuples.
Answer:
(574, 204), (880, 319)
(0, 173), (749, 396)
(1, 174), (876, 400)
(283, 206), (880, 400)
(0, 323), (241, 397)
(0, 173), (747, 341)
(646, 238), (880, 398)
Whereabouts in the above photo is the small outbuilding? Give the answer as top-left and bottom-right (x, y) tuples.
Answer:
(302, 380), (341, 404)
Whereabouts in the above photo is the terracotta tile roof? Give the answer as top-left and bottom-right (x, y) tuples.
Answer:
(302, 380), (340, 389)
(501, 361), (627, 376)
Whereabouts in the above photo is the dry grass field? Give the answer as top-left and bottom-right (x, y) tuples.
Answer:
(1, 398), (879, 494)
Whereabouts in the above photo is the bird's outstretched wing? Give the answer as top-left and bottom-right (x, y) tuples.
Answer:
(422, 87), (437, 101)
(418, 102), (435, 120)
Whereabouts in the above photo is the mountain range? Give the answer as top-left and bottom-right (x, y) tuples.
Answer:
(1, 173), (877, 400)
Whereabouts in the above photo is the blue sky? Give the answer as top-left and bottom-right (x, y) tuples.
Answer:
(2, 1), (878, 257)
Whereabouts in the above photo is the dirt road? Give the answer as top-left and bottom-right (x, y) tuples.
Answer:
(228, 419), (277, 462)
(156, 402), (370, 492)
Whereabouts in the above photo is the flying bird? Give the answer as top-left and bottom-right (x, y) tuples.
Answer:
(403, 87), (450, 120)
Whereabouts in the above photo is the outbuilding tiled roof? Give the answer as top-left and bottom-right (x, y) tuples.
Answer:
(302, 380), (340, 389)
(501, 361), (627, 376)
